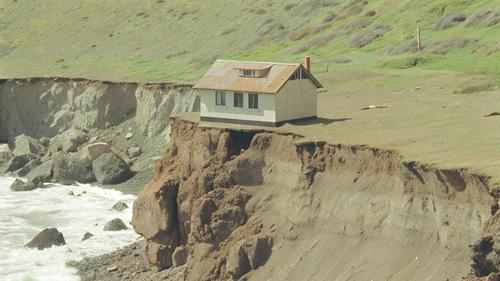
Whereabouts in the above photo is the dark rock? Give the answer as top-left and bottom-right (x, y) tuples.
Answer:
(15, 158), (42, 177)
(435, 13), (467, 30)
(112, 202), (129, 212)
(2, 154), (39, 173)
(471, 235), (497, 277)
(82, 232), (94, 241)
(104, 218), (128, 231)
(39, 137), (50, 146)
(92, 153), (132, 184)
(52, 153), (95, 185)
(25, 228), (66, 250)
(68, 191), (75, 196)
(10, 179), (43, 192)
(26, 160), (53, 183)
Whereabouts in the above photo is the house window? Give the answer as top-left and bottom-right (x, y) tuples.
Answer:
(241, 69), (257, 77)
(248, 93), (258, 109)
(215, 91), (226, 106)
(234, 92), (243, 108)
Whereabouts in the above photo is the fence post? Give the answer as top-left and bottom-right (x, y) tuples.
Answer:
(417, 26), (421, 52)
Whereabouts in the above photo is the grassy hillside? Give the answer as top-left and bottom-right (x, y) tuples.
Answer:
(0, 0), (499, 82)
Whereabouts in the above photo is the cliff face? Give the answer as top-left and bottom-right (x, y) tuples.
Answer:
(0, 78), (198, 141)
(132, 117), (496, 281)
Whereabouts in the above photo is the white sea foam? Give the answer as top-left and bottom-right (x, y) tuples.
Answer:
(0, 176), (140, 281)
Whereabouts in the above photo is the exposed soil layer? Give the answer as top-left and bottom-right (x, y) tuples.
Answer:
(0, 78), (198, 142)
(131, 116), (496, 281)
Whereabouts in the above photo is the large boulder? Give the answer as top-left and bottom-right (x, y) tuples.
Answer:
(59, 128), (89, 153)
(132, 177), (180, 270)
(13, 134), (45, 156)
(79, 142), (112, 162)
(92, 153), (132, 184)
(39, 137), (50, 146)
(145, 242), (176, 270)
(25, 228), (66, 250)
(112, 201), (129, 212)
(2, 154), (39, 173)
(15, 159), (42, 177)
(172, 246), (188, 268)
(26, 160), (53, 183)
(127, 146), (142, 158)
(103, 218), (128, 231)
(0, 143), (13, 162)
(52, 153), (95, 185)
(10, 179), (44, 192)
(81, 232), (94, 241)
(226, 235), (273, 279)
(226, 240), (252, 279)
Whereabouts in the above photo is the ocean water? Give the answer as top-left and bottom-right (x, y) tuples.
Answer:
(0, 176), (140, 281)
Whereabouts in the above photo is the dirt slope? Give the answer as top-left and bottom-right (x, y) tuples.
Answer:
(0, 78), (198, 141)
(132, 116), (493, 281)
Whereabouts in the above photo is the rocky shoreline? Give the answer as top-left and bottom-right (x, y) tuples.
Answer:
(0, 77), (200, 280)
(0, 124), (152, 195)
(68, 241), (185, 281)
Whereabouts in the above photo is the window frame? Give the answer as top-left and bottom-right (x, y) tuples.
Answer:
(248, 93), (258, 109)
(215, 91), (226, 106)
(233, 92), (244, 108)
(242, 69), (257, 77)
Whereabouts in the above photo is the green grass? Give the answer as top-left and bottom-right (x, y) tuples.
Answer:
(0, 0), (499, 82)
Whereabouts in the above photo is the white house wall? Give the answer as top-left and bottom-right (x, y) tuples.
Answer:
(199, 89), (276, 123)
(275, 78), (317, 122)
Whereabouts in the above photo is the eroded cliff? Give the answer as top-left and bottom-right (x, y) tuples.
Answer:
(132, 116), (498, 281)
(0, 78), (199, 141)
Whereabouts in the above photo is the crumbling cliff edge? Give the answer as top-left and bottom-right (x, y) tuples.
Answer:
(0, 77), (198, 142)
(132, 114), (500, 281)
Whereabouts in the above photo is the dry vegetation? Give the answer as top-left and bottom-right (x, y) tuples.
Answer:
(0, 0), (499, 81)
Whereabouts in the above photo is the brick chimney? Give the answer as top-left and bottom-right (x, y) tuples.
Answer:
(304, 56), (311, 72)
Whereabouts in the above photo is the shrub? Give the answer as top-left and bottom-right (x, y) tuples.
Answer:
(384, 40), (417, 55)
(434, 13), (467, 30)
(379, 55), (431, 69)
(290, 28), (313, 41)
(323, 13), (337, 23)
(348, 25), (391, 48)
(454, 83), (496, 94)
(364, 10), (376, 17)
(284, 4), (296, 11)
(465, 10), (500, 27)
(425, 37), (474, 55)
(254, 8), (267, 15)
(290, 31), (341, 54)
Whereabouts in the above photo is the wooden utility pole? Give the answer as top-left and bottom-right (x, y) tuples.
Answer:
(416, 26), (421, 52)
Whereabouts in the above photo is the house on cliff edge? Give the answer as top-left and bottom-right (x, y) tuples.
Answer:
(193, 57), (322, 127)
